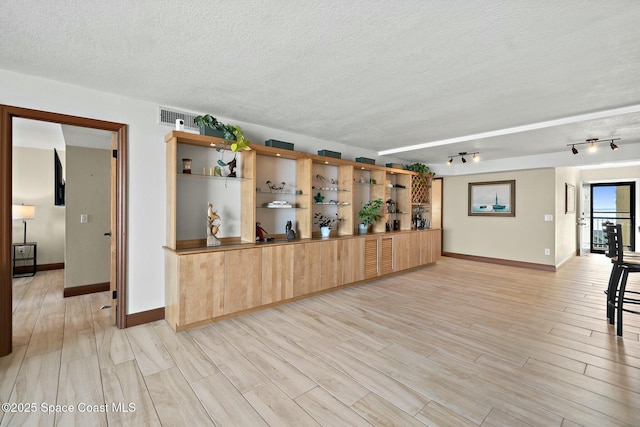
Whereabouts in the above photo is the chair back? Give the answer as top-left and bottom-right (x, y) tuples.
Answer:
(604, 224), (624, 262)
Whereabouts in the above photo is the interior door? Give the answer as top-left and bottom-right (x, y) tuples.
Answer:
(110, 133), (117, 323)
(578, 182), (590, 256)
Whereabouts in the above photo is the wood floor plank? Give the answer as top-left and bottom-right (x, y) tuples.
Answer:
(125, 323), (175, 376)
(259, 332), (370, 406)
(351, 392), (427, 427)
(242, 382), (321, 427)
(294, 386), (372, 427)
(100, 360), (161, 427)
(55, 355), (107, 427)
(6, 256), (640, 427)
(191, 372), (268, 427)
(298, 335), (431, 416)
(2, 350), (61, 427)
(145, 366), (214, 426)
(152, 320), (218, 383)
(188, 326), (269, 393)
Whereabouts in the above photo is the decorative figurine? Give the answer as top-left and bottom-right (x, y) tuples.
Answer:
(227, 157), (237, 177)
(256, 222), (273, 241)
(314, 192), (325, 203)
(207, 203), (221, 246)
(266, 180), (286, 193)
(286, 220), (296, 241)
(182, 159), (192, 174)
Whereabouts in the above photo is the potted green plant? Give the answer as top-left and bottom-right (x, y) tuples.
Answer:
(404, 163), (434, 183)
(193, 114), (251, 153)
(358, 198), (383, 234)
(314, 212), (342, 238)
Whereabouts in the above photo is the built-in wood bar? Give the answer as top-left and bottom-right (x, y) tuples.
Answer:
(164, 228), (441, 331)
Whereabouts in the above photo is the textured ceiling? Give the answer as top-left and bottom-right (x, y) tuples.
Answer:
(2, 1), (640, 168)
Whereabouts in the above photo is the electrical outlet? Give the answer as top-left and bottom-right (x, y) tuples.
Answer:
(544, 248), (551, 255)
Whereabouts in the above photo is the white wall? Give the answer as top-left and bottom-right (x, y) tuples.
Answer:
(443, 169), (557, 265)
(554, 167), (580, 266)
(64, 146), (110, 288)
(1, 68), (404, 314)
(12, 146), (65, 265)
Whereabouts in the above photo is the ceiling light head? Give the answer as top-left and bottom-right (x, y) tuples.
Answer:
(447, 157), (453, 165)
(472, 153), (479, 162)
(610, 141), (619, 150)
(461, 156), (467, 163)
(571, 145), (578, 155)
(588, 142), (597, 152)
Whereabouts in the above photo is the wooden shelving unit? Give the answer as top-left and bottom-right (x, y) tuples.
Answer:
(164, 131), (442, 331)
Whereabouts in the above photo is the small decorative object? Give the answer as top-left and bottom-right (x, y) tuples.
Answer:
(286, 221), (296, 241)
(182, 159), (192, 174)
(393, 220), (400, 231)
(175, 118), (185, 131)
(207, 203), (221, 247)
(386, 223), (391, 232)
(369, 178), (376, 185)
(266, 180), (286, 193)
(358, 198), (383, 234)
(320, 227), (331, 238)
(266, 200), (292, 208)
(314, 192), (325, 203)
(227, 157), (237, 177)
(386, 199), (396, 213)
(256, 222), (273, 241)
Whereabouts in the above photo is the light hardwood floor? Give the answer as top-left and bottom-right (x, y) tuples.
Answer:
(2, 255), (640, 426)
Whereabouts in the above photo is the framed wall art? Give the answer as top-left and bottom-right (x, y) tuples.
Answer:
(468, 180), (515, 217)
(565, 183), (575, 214)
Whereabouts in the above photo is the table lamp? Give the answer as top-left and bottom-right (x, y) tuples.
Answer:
(12, 204), (36, 244)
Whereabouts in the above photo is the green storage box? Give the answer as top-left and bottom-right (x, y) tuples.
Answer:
(318, 149), (341, 159)
(356, 157), (375, 165)
(265, 139), (294, 150)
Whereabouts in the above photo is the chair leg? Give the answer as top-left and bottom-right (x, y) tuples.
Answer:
(607, 264), (622, 321)
(617, 269), (629, 337)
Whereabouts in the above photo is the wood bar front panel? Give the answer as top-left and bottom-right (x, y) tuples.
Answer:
(224, 248), (262, 314)
(293, 242), (322, 297)
(320, 239), (341, 290)
(262, 244), (295, 304)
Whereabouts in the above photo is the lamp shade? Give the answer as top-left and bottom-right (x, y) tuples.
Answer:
(12, 204), (35, 220)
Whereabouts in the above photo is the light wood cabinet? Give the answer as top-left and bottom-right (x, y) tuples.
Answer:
(262, 244), (295, 304)
(224, 248), (262, 314)
(293, 242), (322, 297)
(164, 131), (443, 331)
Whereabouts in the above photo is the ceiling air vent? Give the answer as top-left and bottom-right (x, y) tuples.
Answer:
(158, 107), (200, 130)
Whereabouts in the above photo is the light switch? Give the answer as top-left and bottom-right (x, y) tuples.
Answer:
(80, 214), (88, 223)
(544, 214), (553, 222)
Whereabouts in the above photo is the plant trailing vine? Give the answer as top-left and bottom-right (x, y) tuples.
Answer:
(193, 114), (251, 152)
(313, 212), (342, 228)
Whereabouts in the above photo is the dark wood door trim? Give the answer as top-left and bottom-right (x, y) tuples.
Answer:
(0, 105), (128, 356)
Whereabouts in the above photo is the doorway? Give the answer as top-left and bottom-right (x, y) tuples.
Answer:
(590, 182), (636, 253)
(1, 105), (128, 357)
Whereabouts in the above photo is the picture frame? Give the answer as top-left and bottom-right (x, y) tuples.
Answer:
(468, 180), (515, 217)
(565, 183), (575, 214)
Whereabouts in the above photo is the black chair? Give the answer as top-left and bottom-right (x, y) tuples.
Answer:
(604, 224), (640, 336)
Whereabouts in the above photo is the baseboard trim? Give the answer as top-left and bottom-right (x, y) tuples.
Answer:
(38, 262), (64, 271)
(63, 282), (110, 298)
(126, 307), (165, 328)
(442, 252), (557, 272)
(13, 262), (64, 275)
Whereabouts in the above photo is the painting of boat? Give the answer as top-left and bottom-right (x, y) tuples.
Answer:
(468, 180), (515, 216)
(492, 193), (506, 210)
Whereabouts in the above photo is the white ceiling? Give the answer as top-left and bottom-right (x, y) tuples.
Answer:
(2, 1), (640, 170)
(13, 118), (113, 151)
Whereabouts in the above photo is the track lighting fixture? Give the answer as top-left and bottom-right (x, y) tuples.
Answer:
(447, 151), (479, 164)
(567, 138), (620, 154)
